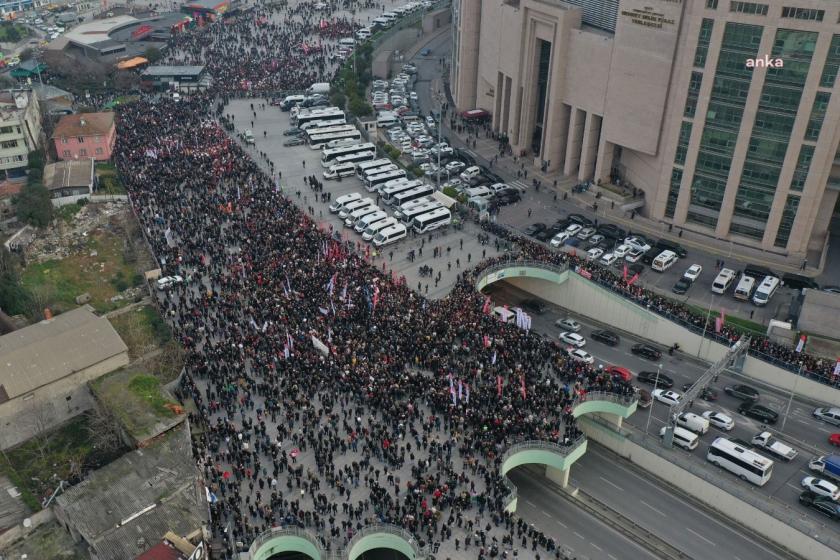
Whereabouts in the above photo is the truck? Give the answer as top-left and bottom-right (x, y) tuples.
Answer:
(306, 82), (331, 96)
(751, 432), (797, 461)
(809, 455), (840, 481)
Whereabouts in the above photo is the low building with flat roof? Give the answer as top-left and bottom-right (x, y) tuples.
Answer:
(140, 65), (211, 92)
(43, 159), (97, 206)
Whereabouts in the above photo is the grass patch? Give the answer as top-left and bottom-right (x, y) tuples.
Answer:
(96, 162), (126, 195)
(0, 415), (104, 509)
(20, 229), (140, 313)
(55, 202), (85, 223)
(93, 369), (180, 440)
(0, 521), (87, 559)
(684, 304), (766, 335)
(109, 305), (171, 359)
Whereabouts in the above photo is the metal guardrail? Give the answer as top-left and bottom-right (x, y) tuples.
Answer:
(474, 258), (569, 282)
(343, 523), (427, 560)
(580, 390), (637, 408)
(502, 435), (587, 463)
(247, 525), (326, 558)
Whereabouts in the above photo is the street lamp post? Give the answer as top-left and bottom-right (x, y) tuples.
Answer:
(781, 362), (803, 432)
(645, 363), (663, 435)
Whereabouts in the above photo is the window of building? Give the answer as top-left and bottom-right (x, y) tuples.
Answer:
(0, 126), (13, 134)
(694, 19), (715, 68)
(0, 139), (18, 149)
(789, 144), (814, 191)
(79, 149), (87, 156)
(665, 168), (683, 218)
(707, 0), (718, 8)
(61, 136), (68, 144)
(95, 147), (103, 155)
(62, 150), (71, 157)
(77, 136), (84, 143)
(781, 7), (824, 21)
(95, 135), (102, 143)
(804, 92), (830, 141)
(675, 121), (693, 165)
(730, 1), (768, 15)
(774, 194), (800, 247)
(820, 35), (840, 88)
(685, 71), (703, 118)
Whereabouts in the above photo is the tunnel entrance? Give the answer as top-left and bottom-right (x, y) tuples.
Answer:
(267, 552), (316, 560)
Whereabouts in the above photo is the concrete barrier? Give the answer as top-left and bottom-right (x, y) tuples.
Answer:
(0, 509), (55, 550)
(579, 417), (839, 560)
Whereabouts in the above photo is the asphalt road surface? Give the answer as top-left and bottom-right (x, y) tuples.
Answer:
(487, 281), (840, 535)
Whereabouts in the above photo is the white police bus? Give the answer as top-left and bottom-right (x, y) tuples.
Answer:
(707, 437), (774, 486)
(412, 207), (451, 234)
(356, 158), (393, 179)
(308, 125), (362, 149)
(365, 169), (407, 191)
(321, 142), (376, 166)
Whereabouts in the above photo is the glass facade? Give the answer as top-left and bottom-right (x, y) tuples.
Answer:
(531, 39), (552, 154)
(789, 144), (814, 192)
(665, 168), (683, 218)
(804, 92), (830, 141)
(694, 19), (714, 68)
(774, 194), (800, 247)
(675, 121), (692, 165)
(733, 28), (817, 240)
(820, 35), (840, 88)
(687, 22), (763, 228)
(684, 71), (703, 118)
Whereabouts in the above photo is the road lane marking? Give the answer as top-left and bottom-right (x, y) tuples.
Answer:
(817, 427), (831, 433)
(640, 499), (666, 517)
(591, 543), (603, 551)
(574, 531), (585, 540)
(555, 520), (568, 528)
(599, 476), (625, 491)
(686, 527), (716, 546)
(540, 509), (550, 517)
(608, 555), (618, 560)
(786, 482), (802, 492)
(525, 500), (536, 507)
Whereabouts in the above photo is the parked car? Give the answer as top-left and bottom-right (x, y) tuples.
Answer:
(681, 383), (718, 401)
(724, 384), (759, 402)
(605, 365), (633, 382)
(568, 348), (594, 364)
(156, 275), (183, 290)
(591, 329), (619, 346)
(613, 244), (631, 258)
(283, 127), (304, 136)
(673, 277), (692, 295)
(738, 402), (778, 424)
(550, 232), (571, 247)
(555, 318), (582, 332)
(559, 331), (586, 347)
(799, 490), (840, 519)
(637, 370), (674, 388)
(524, 223), (547, 237)
(599, 253), (618, 266)
(631, 343), (662, 361)
(831, 434), (840, 447)
(702, 410), (735, 431)
(801, 477), (840, 501)
(587, 247), (604, 261)
(683, 264), (703, 282)
(652, 389), (682, 406)
(637, 389), (652, 408)
(814, 407), (840, 426)
(567, 213), (593, 227)
(577, 226), (596, 240)
(519, 299), (546, 315)
(283, 137), (305, 146)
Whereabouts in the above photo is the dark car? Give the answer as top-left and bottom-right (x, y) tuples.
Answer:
(456, 149), (477, 166)
(567, 213), (593, 227)
(524, 223), (547, 236)
(681, 383), (719, 401)
(782, 273), (819, 291)
(494, 191), (521, 206)
(738, 402), (778, 424)
(519, 299), (546, 315)
(631, 343), (662, 361)
(484, 170), (504, 184)
(629, 263), (644, 276)
(673, 277), (692, 294)
(637, 370), (674, 388)
(724, 384), (759, 402)
(420, 47), (432, 56)
(799, 491), (840, 520)
(743, 264), (776, 282)
(654, 239), (687, 258)
(598, 224), (627, 239)
(534, 229), (555, 242)
(591, 329), (620, 346)
(283, 127), (304, 136)
(283, 137), (306, 147)
(641, 252), (656, 266)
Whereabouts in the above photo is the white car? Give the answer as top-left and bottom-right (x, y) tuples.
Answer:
(702, 410), (735, 431)
(624, 236), (652, 253)
(559, 331), (586, 347)
(625, 248), (645, 263)
(652, 389), (682, 406)
(683, 264), (703, 282)
(156, 275), (184, 290)
(550, 232), (571, 247)
(587, 247), (604, 260)
(445, 161), (466, 173)
(613, 244), (631, 258)
(555, 318), (582, 332)
(568, 348), (595, 364)
(460, 166), (482, 182)
(599, 253), (618, 266)
(565, 223), (583, 236)
(577, 227), (596, 240)
(801, 477), (840, 501)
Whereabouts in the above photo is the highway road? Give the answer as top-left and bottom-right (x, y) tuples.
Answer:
(488, 281), (840, 536)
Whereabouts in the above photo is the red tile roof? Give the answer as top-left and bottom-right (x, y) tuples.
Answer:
(134, 541), (187, 560)
(53, 112), (115, 139)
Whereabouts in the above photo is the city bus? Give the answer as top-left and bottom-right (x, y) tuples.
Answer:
(395, 200), (443, 224)
(293, 107), (344, 127)
(412, 207), (452, 234)
(299, 117), (348, 131)
(335, 150), (376, 167)
(365, 169), (407, 191)
(706, 438), (774, 486)
(380, 179), (422, 200)
(321, 142), (376, 166)
(387, 183), (435, 208)
(356, 158), (393, 179)
(362, 164), (399, 184)
(308, 126), (363, 149)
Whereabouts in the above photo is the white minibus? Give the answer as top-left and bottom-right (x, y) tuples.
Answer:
(661, 426), (699, 451)
(354, 210), (388, 233)
(362, 217), (398, 241)
(752, 276), (780, 306)
(412, 207), (451, 234)
(329, 192), (361, 213)
(711, 268), (736, 294)
(734, 275), (756, 301)
(651, 250), (677, 272)
(323, 162), (357, 180)
(344, 205), (381, 227)
(338, 197), (375, 219)
(373, 223), (407, 247)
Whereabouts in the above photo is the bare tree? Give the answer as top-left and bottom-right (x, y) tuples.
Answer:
(24, 283), (56, 321)
(25, 400), (57, 461)
(122, 308), (158, 359)
(86, 405), (124, 453)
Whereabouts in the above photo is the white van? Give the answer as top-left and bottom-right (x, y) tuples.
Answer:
(338, 38), (356, 48)
(345, 204), (380, 227)
(734, 274), (756, 301)
(373, 223), (407, 246)
(376, 111), (398, 127)
(338, 198), (375, 219)
(661, 426), (700, 451)
(752, 275), (780, 306)
(281, 94), (305, 110)
(711, 268), (736, 294)
(354, 210), (388, 233)
(362, 217), (398, 241)
(651, 250), (677, 272)
(244, 129), (255, 144)
(464, 185), (493, 200)
(371, 16), (390, 28)
(492, 306), (515, 324)
(676, 412), (710, 435)
(323, 162), (356, 180)
(460, 166), (482, 182)
(330, 192), (361, 213)
(381, 12), (399, 23)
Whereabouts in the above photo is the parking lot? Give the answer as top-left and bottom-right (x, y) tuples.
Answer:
(224, 98), (505, 300)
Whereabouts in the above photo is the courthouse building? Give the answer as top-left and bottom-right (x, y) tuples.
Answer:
(451, 0), (840, 258)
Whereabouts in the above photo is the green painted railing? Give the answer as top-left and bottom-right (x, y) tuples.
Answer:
(248, 526), (325, 560)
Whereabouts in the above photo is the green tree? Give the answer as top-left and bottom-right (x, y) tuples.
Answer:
(15, 179), (53, 228)
(348, 96), (372, 117)
(144, 47), (162, 63)
(27, 148), (45, 170)
(329, 91), (347, 110)
(0, 247), (32, 316)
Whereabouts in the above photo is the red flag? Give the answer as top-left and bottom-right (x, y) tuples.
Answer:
(482, 296), (491, 315)
(627, 273), (640, 286)
(483, 334), (491, 348)
(720, 308), (726, 324)
(622, 263), (628, 281)
(497, 375), (502, 398)
(372, 284), (380, 310)
(714, 316), (722, 333)
(795, 334), (807, 353)
(520, 375), (527, 400)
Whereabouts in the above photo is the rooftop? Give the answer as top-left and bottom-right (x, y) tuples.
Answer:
(53, 112), (116, 139)
(43, 159), (95, 192)
(142, 65), (206, 77)
(63, 15), (139, 46)
(55, 425), (206, 560)
(0, 306), (127, 402)
(798, 289), (840, 340)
